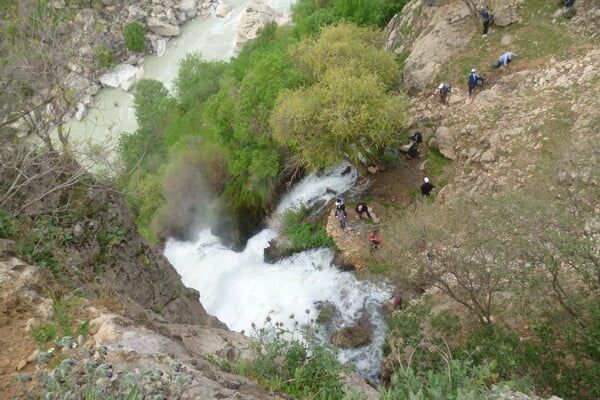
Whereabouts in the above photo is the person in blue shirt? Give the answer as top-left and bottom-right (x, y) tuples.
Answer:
(468, 69), (484, 96)
(494, 51), (517, 68)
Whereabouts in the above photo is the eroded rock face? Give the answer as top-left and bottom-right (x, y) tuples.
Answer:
(384, 0), (473, 92)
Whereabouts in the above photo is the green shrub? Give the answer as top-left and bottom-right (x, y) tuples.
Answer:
(383, 359), (496, 400)
(95, 47), (115, 68)
(31, 323), (58, 345)
(123, 21), (145, 52)
(281, 207), (335, 252)
(0, 208), (16, 238)
(236, 325), (345, 399)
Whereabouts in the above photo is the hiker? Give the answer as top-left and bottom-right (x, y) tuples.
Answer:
(390, 293), (402, 310)
(420, 177), (435, 196)
(438, 83), (452, 104)
(409, 131), (423, 144)
(368, 232), (382, 250)
(355, 203), (372, 219)
(494, 51), (517, 68)
(562, 0), (576, 17)
(335, 199), (347, 229)
(400, 132), (422, 158)
(468, 69), (484, 96)
(479, 6), (491, 36)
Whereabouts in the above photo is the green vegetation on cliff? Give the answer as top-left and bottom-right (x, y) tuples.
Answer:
(118, 3), (410, 242)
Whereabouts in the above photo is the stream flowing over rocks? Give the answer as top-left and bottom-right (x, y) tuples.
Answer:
(165, 164), (392, 381)
(46, 0), (295, 166)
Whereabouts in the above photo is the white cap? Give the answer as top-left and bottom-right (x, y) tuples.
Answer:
(438, 83), (444, 89)
(471, 68), (476, 73)
(424, 177), (430, 183)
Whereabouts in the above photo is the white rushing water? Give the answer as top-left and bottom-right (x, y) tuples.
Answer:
(61, 0), (295, 153)
(165, 164), (392, 380)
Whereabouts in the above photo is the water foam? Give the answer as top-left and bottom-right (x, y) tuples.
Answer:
(164, 164), (391, 380)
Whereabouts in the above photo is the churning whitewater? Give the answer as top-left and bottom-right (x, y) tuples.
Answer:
(164, 164), (391, 380)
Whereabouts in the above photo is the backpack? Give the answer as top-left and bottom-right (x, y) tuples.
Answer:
(468, 73), (478, 87)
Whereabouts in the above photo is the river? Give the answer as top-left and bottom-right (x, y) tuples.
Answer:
(61, 0), (295, 156)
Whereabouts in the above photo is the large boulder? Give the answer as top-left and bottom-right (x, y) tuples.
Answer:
(235, 0), (289, 50)
(179, 0), (197, 17)
(216, 2), (233, 18)
(491, 0), (522, 27)
(330, 316), (373, 348)
(434, 126), (457, 160)
(147, 17), (181, 36)
(385, 0), (473, 92)
(99, 64), (143, 91)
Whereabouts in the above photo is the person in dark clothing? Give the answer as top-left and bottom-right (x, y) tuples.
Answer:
(355, 203), (372, 219)
(409, 131), (423, 144)
(468, 69), (484, 96)
(438, 83), (452, 104)
(479, 7), (490, 36)
(420, 177), (435, 196)
(335, 199), (347, 229)
(562, 0), (575, 17)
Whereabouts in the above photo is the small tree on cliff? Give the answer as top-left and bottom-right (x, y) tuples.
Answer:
(269, 23), (407, 169)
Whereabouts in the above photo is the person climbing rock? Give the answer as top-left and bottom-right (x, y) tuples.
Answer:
(479, 6), (491, 36)
(468, 69), (484, 96)
(438, 83), (452, 104)
(494, 51), (517, 68)
(335, 198), (345, 212)
(355, 203), (372, 219)
(420, 177), (435, 196)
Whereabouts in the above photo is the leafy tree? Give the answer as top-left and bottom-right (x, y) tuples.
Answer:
(271, 66), (407, 169)
(290, 23), (400, 86)
(133, 79), (175, 132)
(123, 21), (146, 52)
(174, 53), (226, 111)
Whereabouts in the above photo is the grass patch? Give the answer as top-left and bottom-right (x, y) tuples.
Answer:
(426, 148), (452, 177)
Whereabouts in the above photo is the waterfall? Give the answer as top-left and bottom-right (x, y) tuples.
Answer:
(165, 164), (391, 380)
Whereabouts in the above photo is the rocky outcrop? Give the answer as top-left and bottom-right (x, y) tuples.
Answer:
(434, 126), (457, 160)
(235, 0), (290, 51)
(384, 0), (474, 92)
(490, 0), (523, 27)
(98, 64), (144, 91)
(330, 315), (373, 348)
